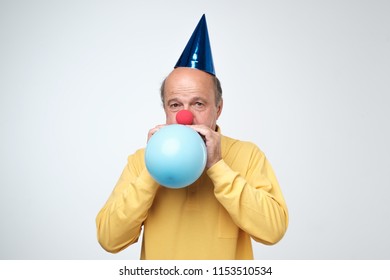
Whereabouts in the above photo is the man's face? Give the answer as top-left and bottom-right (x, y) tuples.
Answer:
(163, 67), (223, 130)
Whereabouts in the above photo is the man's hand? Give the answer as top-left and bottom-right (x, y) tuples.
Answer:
(147, 125), (166, 142)
(188, 124), (222, 169)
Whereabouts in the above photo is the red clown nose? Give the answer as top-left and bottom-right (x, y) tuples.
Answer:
(176, 110), (194, 125)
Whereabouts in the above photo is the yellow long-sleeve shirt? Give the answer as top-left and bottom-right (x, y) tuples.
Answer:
(96, 132), (288, 259)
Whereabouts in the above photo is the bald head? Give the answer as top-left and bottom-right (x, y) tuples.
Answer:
(160, 68), (222, 108)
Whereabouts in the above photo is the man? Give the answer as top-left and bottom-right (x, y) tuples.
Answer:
(96, 15), (288, 260)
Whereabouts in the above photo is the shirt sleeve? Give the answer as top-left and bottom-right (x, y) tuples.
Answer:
(207, 147), (289, 245)
(96, 150), (159, 253)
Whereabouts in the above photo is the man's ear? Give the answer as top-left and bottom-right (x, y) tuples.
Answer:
(216, 98), (223, 119)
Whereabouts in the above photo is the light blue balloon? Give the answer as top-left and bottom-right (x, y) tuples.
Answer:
(145, 124), (207, 188)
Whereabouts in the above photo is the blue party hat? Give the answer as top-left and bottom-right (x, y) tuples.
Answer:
(174, 14), (215, 75)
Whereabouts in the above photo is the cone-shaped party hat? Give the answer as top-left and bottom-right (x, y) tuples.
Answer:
(174, 14), (215, 75)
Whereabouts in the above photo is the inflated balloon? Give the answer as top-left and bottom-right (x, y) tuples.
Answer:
(145, 124), (207, 188)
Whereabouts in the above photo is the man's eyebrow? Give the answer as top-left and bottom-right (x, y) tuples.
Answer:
(166, 98), (181, 104)
(166, 96), (208, 104)
(190, 96), (208, 103)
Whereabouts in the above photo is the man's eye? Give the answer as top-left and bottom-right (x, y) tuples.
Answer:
(169, 103), (182, 111)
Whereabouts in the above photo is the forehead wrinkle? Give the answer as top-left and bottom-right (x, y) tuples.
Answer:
(168, 84), (200, 94)
(166, 87), (198, 100)
(167, 93), (207, 103)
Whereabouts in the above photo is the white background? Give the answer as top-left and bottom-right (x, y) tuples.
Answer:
(1, 0), (389, 259)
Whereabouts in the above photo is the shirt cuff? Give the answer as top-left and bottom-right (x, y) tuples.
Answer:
(139, 168), (160, 191)
(206, 160), (236, 185)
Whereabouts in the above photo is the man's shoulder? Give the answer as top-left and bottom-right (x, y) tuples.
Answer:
(220, 134), (267, 171)
(221, 134), (262, 153)
(127, 147), (146, 162)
